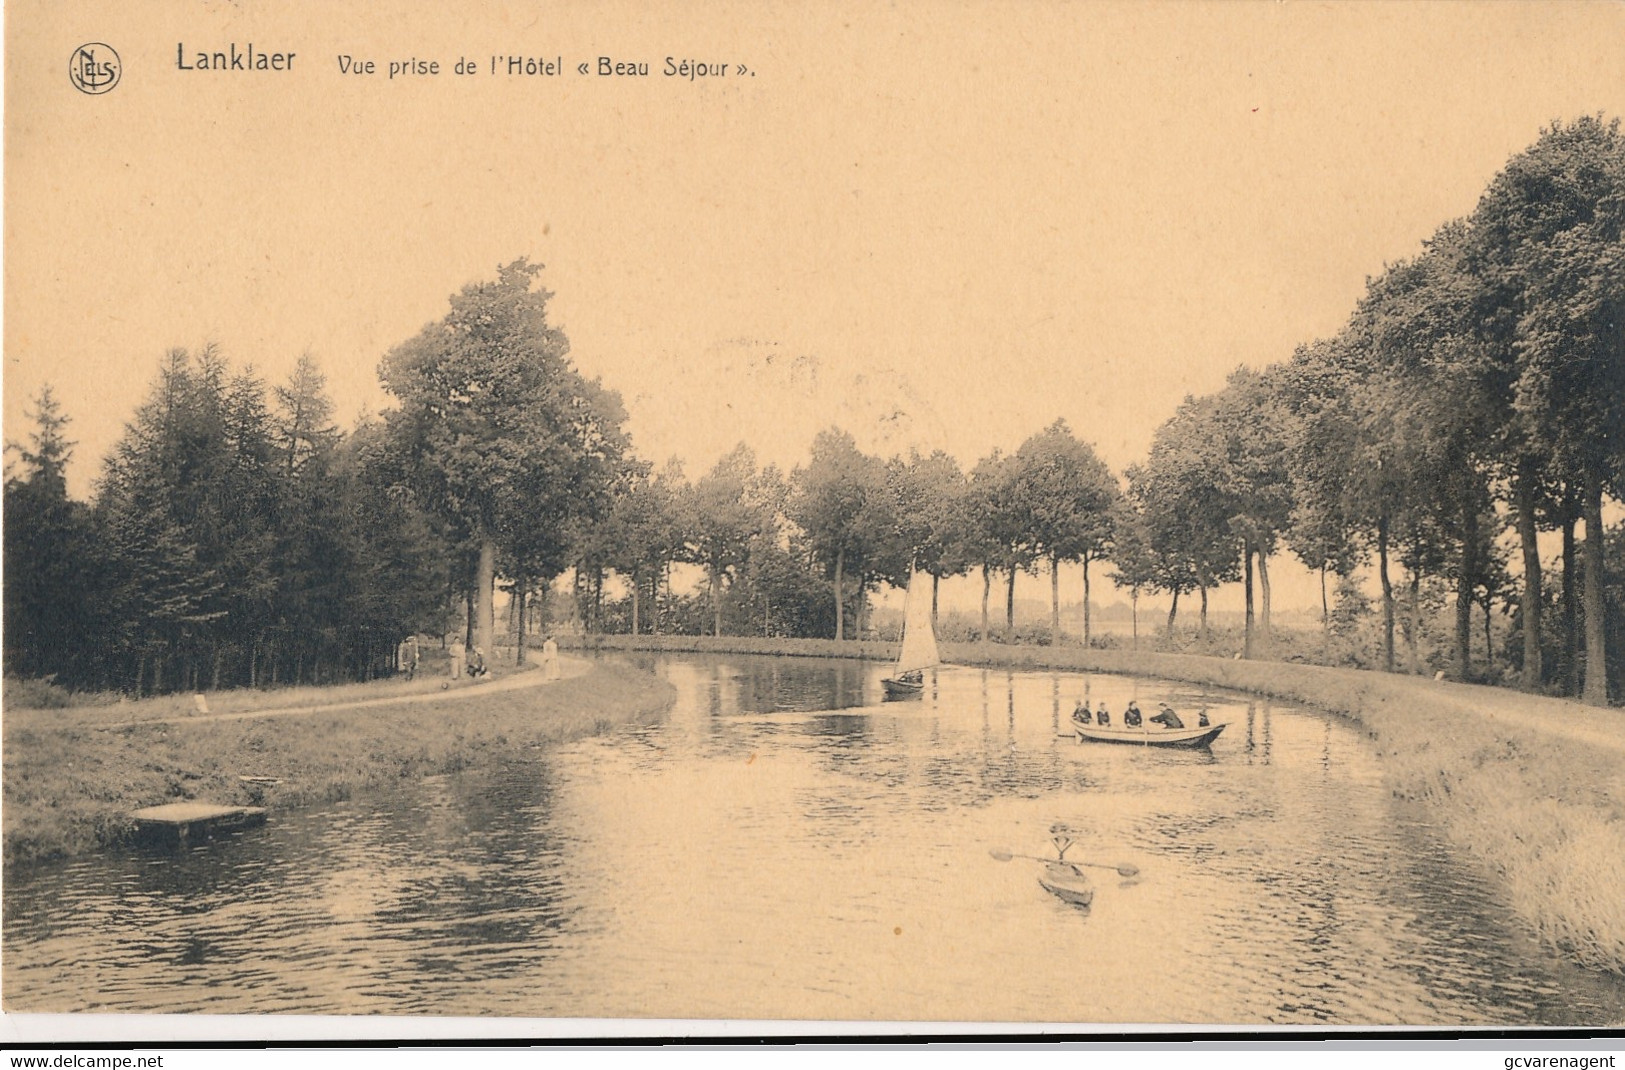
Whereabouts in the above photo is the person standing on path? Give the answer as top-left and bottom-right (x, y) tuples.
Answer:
(449, 635), (466, 680)
(542, 635), (561, 681)
(397, 635), (420, 681)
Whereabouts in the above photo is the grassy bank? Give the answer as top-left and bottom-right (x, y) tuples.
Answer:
(1, 642), (528, 718)
(567, 633), (1625, 975)
(3, 657), (675, 866)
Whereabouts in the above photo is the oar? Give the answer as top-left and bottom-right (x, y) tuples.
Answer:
(988, 848), (1140, 878)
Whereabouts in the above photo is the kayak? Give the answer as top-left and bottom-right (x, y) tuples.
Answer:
(1073, 715), (1226, 748)
(1037, 860), (1095, 907)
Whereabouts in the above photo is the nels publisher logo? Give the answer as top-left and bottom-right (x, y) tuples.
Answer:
(69, 43), (121, 94)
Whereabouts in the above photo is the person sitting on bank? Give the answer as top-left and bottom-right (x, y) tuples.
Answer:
(467, 646), (487, 677)
(1149, 702), (1185, 730)
(1095, 701), (1110, 727)
(1124, 700), (1143, 727)
(1073, 701), (1091, 724)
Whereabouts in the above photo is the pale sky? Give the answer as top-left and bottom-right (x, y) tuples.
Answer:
(8, 1), (1624, 613)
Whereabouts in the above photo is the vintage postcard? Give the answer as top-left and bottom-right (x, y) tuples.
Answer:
(5, 0), (1625, 1045)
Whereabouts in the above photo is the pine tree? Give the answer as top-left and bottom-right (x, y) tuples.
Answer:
(3, 386), (97, 683)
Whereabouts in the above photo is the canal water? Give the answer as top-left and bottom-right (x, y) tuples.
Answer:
(6, 654), (1624, 1025)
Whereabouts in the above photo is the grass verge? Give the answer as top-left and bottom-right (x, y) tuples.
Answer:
(567, 633), (1625, 975)
(3, 657), (674, 866)
(2, 644), (533, 722)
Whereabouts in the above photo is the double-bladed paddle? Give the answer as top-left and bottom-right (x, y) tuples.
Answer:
(988, 847), (1140, 878)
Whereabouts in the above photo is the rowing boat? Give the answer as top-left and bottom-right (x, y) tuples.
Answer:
(1036, 860), (1095, 907)
(1072, 715), (1226, 748)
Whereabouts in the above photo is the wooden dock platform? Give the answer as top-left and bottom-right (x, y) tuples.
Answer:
(129, 802), (267, 843)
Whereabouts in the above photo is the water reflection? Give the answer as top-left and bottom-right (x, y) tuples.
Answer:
(6, 653), (1623, 1025)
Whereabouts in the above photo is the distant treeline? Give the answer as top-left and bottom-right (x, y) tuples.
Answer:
(5, 118), (1623, 703)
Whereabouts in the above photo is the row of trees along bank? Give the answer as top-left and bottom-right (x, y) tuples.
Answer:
(1150, 114), (1625, 706)
(5, 119), (1623, 704)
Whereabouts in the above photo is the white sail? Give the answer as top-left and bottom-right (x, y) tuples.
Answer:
(895, 568), (941, 673)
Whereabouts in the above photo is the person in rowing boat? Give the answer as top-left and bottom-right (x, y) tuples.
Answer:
(1095, 701), (1110, 726)
(1073, 701), (1091, 724)
(1149, 702), (1184, 730)
(1123, 700), (1143, 727)
(1198, 709), (1210, 727)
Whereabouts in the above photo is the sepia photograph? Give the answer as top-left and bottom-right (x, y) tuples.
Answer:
(4, 0), (1625, 1044)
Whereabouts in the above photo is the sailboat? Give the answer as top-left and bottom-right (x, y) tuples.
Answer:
(881, 568), (940, 700)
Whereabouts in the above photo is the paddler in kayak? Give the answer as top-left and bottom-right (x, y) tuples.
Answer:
(1149, 702), (1185, 729)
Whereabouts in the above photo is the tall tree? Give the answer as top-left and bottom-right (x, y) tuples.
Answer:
(887, 449), (972, 626)
(1476, 116), (1625, 704)
(1121, 464), (1206, 632)
(330, 417), (454, 678)
(1106, 498), (1159, 648)
(274, 351), (340, 479)
(3, 387), (98, 683)
(1358, 224), (1507, 682)
(95, 348), (235, 692)
(379, 259), (630, 657)
(681, 445), (774, 637)
(789, 429), (895, 640)
(965, 449), (1033, 641)
(1212, 367), (1296, 654)
(1142, 373), (1292, 658)
(1132, 395), (1242, 638)
(1007, 420), (1119, 644)
(602, 460), (686, 637)
(1276, 338), (1365, 639)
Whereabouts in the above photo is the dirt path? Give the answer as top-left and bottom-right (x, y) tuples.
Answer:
(96, 654), (592, 729)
